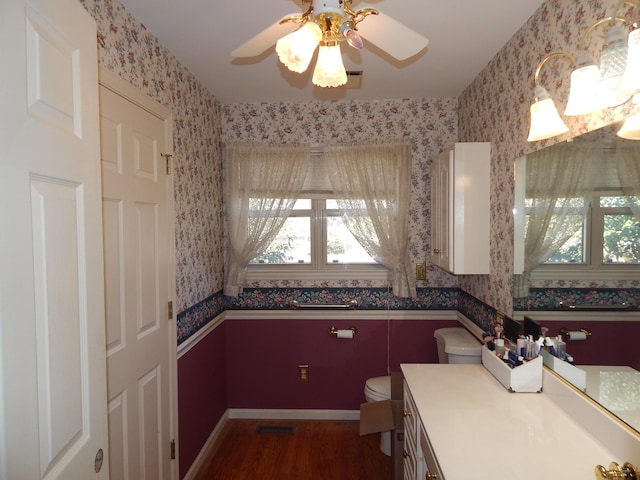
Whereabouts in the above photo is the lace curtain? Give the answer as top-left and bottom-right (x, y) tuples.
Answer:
(324, 142), (416, 298)
(223, 143), (310, 297)
(514, 144), (600, 297)
(616, 140), (640, 221)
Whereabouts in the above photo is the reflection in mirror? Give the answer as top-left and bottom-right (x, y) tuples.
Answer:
(513, 120), (640, 435)
(514, 121), (640, 297)
(543, 349), (640, 433)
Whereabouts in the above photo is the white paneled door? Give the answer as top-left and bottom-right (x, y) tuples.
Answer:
(0, 0), (109, 478)
(99, 72), (176, 480)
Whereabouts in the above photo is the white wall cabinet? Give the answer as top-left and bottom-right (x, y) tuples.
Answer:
(430, 142), (491, 274)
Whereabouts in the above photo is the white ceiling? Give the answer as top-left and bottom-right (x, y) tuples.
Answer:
(118, 0), (545, 105)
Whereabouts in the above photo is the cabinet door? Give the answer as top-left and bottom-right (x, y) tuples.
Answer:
(430, 150), (452, 270)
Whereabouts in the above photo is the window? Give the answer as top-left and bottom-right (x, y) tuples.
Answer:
(528, 192), (640, 268)
(225, 142), (413, 290)
(250, 198), (378, 268)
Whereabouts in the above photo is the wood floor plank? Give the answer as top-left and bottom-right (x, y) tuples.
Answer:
(193, 419), (393, 480)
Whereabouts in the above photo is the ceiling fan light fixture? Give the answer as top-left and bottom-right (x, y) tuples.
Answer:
(527, 85), (569, 142)
(275, 21), (322, 73)
(312, 42), (347, 88)
(339, 22), (363, 49)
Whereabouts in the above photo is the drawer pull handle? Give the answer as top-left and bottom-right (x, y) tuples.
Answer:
(403, 409), (411, 417)
(426, 473), (439, 479)
(433, 248), (441, 254)
(403, 451), (411, 459)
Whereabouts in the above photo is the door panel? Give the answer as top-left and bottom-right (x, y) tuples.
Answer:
(99, 82), (174, 480)
(0, 0), (109, 478)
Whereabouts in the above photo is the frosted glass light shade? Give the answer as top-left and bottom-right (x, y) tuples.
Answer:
(312, 44), (347, 87)
(620, 28), (640, 96)
(528, 86), (569, 142)
(275, 22), (322, 73)
(565, 51), (604, 115)
(598, 24), (631, 108)
(617, 111), (640, 139)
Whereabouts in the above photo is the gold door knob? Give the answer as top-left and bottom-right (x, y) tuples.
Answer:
(426, 473), (439, 479)
(403, 409), (411, 417)
(433, 248), (441, 254)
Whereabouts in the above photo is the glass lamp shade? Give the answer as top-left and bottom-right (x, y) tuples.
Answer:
(617, 111), (640, 139)
(527, 86), (569, 142)
(275, 22), (322, 73)
(620, 28), (640, 96)
(312, 44), (347, 88)
(598, 24), (631, 108)
(564, 51), (604, 115)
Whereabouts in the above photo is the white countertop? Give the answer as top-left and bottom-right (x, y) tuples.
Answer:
(401, 363), (633, 480)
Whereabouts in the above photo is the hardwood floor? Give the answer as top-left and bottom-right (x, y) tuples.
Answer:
(192, 419), (393, 480)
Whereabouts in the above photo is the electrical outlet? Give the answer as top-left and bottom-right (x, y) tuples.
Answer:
(416, 263), (427, 280)
(298, 364), (309, 382)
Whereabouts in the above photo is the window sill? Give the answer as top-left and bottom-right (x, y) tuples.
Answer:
(245, 265), (390, 282)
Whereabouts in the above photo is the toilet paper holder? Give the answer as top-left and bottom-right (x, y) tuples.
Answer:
(328, 326), (357, 336)
(558, 327), (592, 341)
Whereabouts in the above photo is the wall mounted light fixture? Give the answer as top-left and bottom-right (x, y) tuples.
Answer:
(528, 0), (640, 141)
(527, 52), (574, 142)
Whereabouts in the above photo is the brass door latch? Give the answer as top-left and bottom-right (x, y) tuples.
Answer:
(595, 462), (638, 479)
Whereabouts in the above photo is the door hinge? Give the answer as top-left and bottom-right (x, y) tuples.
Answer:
(168, 301), (173, 319)
(161, 153), (173, 175)
(170, 439), (176, 460)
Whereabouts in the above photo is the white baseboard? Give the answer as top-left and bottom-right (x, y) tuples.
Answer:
(227, 408), (361, 421)
(181, 410), (229, 480)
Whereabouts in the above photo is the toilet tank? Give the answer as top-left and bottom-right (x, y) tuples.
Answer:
(434, 327), (482, 364)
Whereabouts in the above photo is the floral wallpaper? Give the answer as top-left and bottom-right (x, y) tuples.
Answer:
(81, 0), (638, 341)
(458, 0), (640, 316)
(80, 0), (225, 314)
(221, 98), (459, 291)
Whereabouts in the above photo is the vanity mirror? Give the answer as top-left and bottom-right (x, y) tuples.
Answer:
(512, 119), (640, 434)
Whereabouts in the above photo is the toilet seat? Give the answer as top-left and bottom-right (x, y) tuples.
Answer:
(364, 375), (391, 402)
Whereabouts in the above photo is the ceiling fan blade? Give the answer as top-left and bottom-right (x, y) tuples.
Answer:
(231, 16), (300, 58)
(355, 12), (429, 61)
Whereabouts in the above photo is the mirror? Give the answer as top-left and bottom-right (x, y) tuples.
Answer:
(512, 120), (640, 434)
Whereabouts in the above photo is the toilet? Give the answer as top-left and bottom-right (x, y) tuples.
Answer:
(364, 375), (393, 455)
(364, 327), (481, 456)
(433, 327), (483, 364)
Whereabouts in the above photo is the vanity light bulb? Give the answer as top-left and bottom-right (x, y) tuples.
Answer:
(527, 86), (569, 142)
(620, 28), (640, 97)
(565, 51), (604, 116)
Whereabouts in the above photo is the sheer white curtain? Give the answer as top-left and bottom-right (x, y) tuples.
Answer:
(223, 143), (310, 297)
(616, 140), (640, 221)
(324, 142), (415, 298)
(514, 144), (599, 297)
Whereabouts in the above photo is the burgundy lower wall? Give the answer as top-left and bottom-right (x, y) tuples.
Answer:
(544, 321), (640, 370)
(225, 318), (458, 410)
(177, 322), (227, 480)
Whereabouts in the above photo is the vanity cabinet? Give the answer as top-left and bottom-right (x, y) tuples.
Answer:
(430, 142), (490, 274)
(404, 381), (444, 480)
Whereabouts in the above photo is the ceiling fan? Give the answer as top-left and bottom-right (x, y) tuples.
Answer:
(231, 0), (429, 87)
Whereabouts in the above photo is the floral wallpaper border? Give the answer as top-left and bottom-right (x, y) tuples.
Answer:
(224, 287), (459, 311)
(514, 288), (640, 312)
(177, 292), (225, 345)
